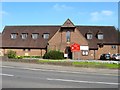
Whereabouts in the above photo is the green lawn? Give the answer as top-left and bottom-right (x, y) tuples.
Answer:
(37, 60), (119, 69)
(4, 58), (120, 69)
(72, 62), (119, 69)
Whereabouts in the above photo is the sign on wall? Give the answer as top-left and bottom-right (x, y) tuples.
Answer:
(80, 46), (89, 50)
(71, 43), (80, 52)
(64, 54), (68, 58)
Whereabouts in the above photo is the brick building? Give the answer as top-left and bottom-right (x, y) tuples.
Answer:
(1, 19), (120, 59)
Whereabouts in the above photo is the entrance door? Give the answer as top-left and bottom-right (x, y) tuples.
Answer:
(65, 47), (72, 59)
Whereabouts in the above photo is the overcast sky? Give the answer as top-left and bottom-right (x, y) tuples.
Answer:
(0, 2), (119, 32)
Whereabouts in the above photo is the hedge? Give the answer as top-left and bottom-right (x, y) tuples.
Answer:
(43, 50), (64, 59)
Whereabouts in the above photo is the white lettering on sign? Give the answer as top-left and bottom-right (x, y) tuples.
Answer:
(80, 46), (89, 50)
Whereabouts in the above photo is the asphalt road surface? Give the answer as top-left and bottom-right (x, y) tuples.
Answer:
(1, 65), (119, 88)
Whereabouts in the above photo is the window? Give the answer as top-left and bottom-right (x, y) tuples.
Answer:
(66, 31), (70, 42)
(82, 50), (88, 56)
(111, 45), (116, 49)
(32, 33), (39, 39)
(43, 33), (49, 39)
(21, 33), (28, 39)
(28, 49), (31, 51)
(23, 49), (26, 51)
(23, 49), (31, 51)
(87, 33), (92, 39)
(11, 33), (17, 39)
(98, 34), (103, 40)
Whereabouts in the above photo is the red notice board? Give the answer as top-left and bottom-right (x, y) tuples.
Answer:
(71, 43), (80, 52)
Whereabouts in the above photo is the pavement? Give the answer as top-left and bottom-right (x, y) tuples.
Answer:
(1, 61), (119, 88)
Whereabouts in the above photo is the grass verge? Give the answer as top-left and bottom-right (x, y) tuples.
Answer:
(72, 62), (119, 69)
(37, 60), (119, 69)
(3, 59), (120, 69)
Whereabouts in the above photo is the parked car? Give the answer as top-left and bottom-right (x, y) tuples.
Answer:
(112, 54), (120, 60)
(100, 54), (111, 60)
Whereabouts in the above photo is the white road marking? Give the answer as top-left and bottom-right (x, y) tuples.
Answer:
(0, 73), (14, 77)
(47, 78), (119, 85)
(2, 66), (118, 76)
(2, 66), (15, 69)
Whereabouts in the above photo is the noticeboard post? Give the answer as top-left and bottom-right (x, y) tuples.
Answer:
(70, 43), (80, 60)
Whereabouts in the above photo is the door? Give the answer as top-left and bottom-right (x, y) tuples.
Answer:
(65, 47), (72, 59)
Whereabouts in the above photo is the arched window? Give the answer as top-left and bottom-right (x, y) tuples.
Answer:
(66, 31), (70, 42)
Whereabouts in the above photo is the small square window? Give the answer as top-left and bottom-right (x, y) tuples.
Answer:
(82, 50), (89, 56)
(28, 49), (31, 51)
(111, 45), (116, 49)
(21, 33), (28, 39)
(11, 33), (17, 39)
(98, 34), (103, 40)
(23, 49), (31, 51)
(23, 49), (26, 51)
(87, 34), (92, 39)
(43, 33), (49, 39)
(32, 33), (39, 39)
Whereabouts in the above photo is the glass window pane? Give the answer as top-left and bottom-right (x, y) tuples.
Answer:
(43, 33), (49, 39)
(98, 34), (103, 39)
(21, 33), (28, 39)
(82, 50), (88, 56)
(87, 34), (92, 39)
(11, 33), (17, 39)
(66, 31), (70, 42)
(111, 45), (116, 49)
(32, 33), (39, 39)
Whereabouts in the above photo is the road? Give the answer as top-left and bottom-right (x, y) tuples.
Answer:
(1, 62), (119, 88)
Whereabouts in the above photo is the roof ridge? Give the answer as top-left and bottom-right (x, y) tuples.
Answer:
(5, 25), (61, 27)
(76, 25), (115, 27)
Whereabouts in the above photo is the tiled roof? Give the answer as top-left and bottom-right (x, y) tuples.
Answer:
(76, 26), (119, 49)
(2, 25), (119, 49)
(2, 26), (60, 48)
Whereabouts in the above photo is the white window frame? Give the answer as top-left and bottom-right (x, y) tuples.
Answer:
(43, 33), (49, 39)
(11, 33), (17, 39)
(23, 49), (31, 51)
(111, 45), (116, 49)
(87, 34), (92, 39)
(82, 50), (89, 56)
(98, 34), (103, 40)
(32, 33), (39, 39)
(21, 33), (28, 39)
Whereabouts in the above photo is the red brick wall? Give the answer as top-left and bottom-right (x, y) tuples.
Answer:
(48, 28), (89, 59)
(48, 28), (119, 60)
(3, 49), (46, 56)
(96, 45), (119, 59)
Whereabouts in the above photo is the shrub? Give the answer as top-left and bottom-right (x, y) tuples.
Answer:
(16, 56), (23, 59)
(6, 50), (16, 59)
(43, 50), (64, 59)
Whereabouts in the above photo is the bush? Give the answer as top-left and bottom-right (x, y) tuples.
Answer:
(43, 50), (64, 59)
(6, 50), (16, 59)
(16, 56), (23, 59)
